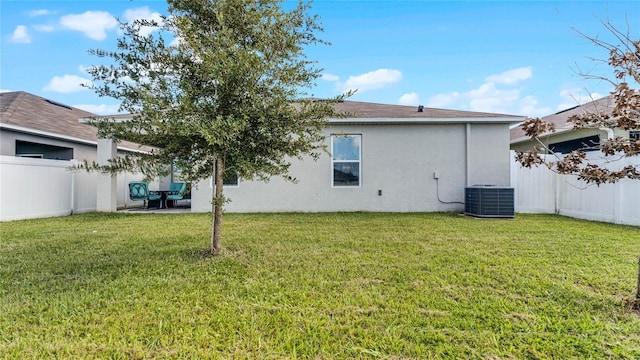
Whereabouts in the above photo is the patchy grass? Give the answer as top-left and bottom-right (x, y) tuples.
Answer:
(1, 212), (639, 359)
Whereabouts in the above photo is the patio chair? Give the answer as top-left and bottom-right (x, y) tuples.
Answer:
(128, 181), (162, 209)
(166, 182), (188, 207)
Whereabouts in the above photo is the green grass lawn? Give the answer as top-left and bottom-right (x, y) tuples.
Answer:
(1, 212), (639, 359)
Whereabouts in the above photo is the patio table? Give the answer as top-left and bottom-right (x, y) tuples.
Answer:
(151, 190), (174, 209)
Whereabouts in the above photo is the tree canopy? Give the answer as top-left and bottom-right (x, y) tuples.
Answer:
(83, 0), (348, 253)
(515, 21), (639, 185)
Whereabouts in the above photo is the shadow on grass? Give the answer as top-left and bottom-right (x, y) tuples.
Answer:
(188, 246), (244, 259)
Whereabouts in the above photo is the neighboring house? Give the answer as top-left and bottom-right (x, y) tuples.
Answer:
(510, 95), (638, 154)
(0, 91), (156, 220)
(188, 101), (524, 213)
(1, 91), (144, 160)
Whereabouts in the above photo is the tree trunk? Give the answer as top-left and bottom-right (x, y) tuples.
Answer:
(636, 255), (640, 300)
(210, 155), (225, 254)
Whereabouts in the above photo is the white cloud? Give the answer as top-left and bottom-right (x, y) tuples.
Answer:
(74, 103), (121, 115)
(122, 7), (164, 37)
(485, 67), (532, 85)
(426, 67), (549, 116)
(556, 88), (604, 111)
(169, 36), (182, 47)
(427, 92), (460, 108)
(60, 11), (118, 40)
(321, 73), (339, 82)
(28, 9), (52, 17)
(10, 25), (31, 43)
(33, 24), (54, 32)
(123, 7), (163, 23)
(43, 75), (92, 93)
(398, 92), (420, 106)
(338, 69), (403, 93)
(1, 89), (13, 93)
(518, 96), (551, 117)
(468, 82), (520, 113)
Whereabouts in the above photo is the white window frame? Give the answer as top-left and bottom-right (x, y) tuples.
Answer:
(209, 171), (240, 188)
(331, 134), (362, 188)
(17, 154), (43, 159)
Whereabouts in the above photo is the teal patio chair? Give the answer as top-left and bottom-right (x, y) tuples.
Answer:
(166, 182), (188, 207)
(128, 181), (162, 208)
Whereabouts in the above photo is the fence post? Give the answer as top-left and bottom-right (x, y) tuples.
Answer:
(96, 138), (117, 212)
(636, 255), (640, 300)
(70, 159), (78, 215)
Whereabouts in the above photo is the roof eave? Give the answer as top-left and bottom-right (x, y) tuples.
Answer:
(509, 126), (579, 144)
(0, 123), (147, 154)
(329, 116), (525, 125)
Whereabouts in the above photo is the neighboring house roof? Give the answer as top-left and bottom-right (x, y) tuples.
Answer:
(332, 100), (523, 121)
(0, 91), (145, 151)
(510, 95), (615, 144)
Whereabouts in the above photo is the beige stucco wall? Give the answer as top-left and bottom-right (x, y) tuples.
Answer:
(191, 122), (512, 213)
(467, 123), (511, 186)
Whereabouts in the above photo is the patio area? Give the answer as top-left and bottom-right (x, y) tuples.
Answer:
(119, 203), (192, 214)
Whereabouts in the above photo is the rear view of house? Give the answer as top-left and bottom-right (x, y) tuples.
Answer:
(2, 91), (523, 218)
(191, 101), (524, 213)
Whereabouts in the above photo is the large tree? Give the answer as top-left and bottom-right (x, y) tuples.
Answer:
(83, 0), (347, 254)
(515, 22), (639, 184)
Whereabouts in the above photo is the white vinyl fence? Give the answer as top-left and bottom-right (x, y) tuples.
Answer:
(0, 156), (149, 221)
(510, 151), (640, 226)
(2, 154), (638, 225)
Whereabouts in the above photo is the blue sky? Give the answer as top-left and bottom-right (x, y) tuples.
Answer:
(1, 0), (638, 117)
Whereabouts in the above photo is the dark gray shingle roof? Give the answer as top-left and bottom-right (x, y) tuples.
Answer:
(510, 95), (615, 142)
(332, 100), (522, 119)
(0, 91), (144, 150)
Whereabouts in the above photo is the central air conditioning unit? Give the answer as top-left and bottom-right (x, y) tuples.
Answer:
(465, 185), (514, 218)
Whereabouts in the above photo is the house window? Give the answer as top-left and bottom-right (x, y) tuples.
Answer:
(210, 170), (239, 187)
(15, 140), (73, 160)
(223, 171), (239, 187)
(630, 131), (640, 141)
(331, 134), (361, 187)
(549, 135), (600, 154)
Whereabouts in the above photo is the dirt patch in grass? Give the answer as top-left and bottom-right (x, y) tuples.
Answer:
(628, 297), (640, 317)
(190, 247), (243, 258)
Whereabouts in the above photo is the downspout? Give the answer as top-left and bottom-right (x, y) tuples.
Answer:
(599, 127), (614, 141)
(465, 123), (471, 187)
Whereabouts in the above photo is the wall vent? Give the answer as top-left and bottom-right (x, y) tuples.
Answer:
(465, 185), (514, 218)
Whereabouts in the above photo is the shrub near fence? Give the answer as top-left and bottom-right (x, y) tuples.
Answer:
(511, 151), (640, 226)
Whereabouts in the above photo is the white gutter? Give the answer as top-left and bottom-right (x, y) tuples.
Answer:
(510, 126), (579, 145)
(599, 127), (614, 140)
(1, 123), (147, 154)
(329, 117), (524, 125)
(78, 116), (134, 123)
